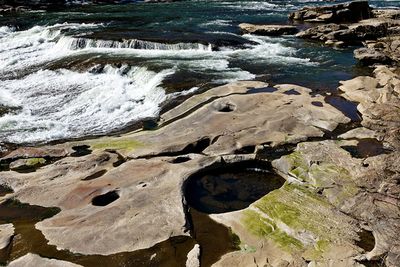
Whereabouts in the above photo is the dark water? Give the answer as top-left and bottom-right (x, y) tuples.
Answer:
(185, 160), (285, 213)
(0, 0), (388, 144)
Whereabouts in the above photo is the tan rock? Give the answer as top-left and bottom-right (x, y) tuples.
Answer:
(0, 223), (14, 250)
(8, 253), (82, 267)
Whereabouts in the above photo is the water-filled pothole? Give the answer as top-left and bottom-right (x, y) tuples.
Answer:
(247, 86), (277, 94)
(172, 156), (192, 164)
(341, 139), (388, 158)
(311, 101), (323, 107)
(71, 145), (92, 157)
(91, 190), (120, 206)
(217, 102), (236, 113)
(184, 160), (285, 214)
(325, 95), (361, 122)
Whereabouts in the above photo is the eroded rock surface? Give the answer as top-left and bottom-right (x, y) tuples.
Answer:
(0, 81), (351, 261)
(1, 67), (399, 266)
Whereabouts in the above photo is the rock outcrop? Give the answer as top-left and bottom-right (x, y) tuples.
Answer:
(289, 1), (372, 23)
(293, 1), (400, 66)
(296, 18), (400, 47)
(239, 23), (298, 36)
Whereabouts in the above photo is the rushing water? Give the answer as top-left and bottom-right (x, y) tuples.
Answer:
(0, 0), (393, 144)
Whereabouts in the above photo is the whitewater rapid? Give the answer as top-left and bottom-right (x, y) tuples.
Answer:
(0, 22), (316, 144)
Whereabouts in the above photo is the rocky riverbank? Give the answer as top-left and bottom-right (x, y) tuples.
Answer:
(1, 1), (400, 267)
(292, 1), (400, 65)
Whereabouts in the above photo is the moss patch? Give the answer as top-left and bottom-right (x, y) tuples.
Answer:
(283, 151), (360, 204)
(242, 182), (359, 256)
(26, 158), (46, 167)
(242, 209), (303, 252)
(286, 151), (309, 182)
(90, 139), (143, 152)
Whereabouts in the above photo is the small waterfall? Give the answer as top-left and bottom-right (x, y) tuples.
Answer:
(56, 36), (213, 51)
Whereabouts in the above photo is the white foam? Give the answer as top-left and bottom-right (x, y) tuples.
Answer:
(213, 1), (293, 11)
(0, 65), (175, 143)
(233, 34), (317, 66)
(0, 23), (99, 76)
(200, 19), (232, 27)
(55, 36), (213, 51)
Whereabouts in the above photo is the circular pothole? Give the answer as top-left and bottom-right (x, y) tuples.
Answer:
(217, 102), (236, 113)
(184, 161), (285, 214)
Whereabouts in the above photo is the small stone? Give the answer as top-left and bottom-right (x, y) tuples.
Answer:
(325, 40), (335, 46)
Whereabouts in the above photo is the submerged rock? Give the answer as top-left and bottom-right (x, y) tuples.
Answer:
(239, 23), (298, 36)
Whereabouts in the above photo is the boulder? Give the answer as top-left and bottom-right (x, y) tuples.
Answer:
(239, 23), (298, 36)
(354, 47), (392, 65)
